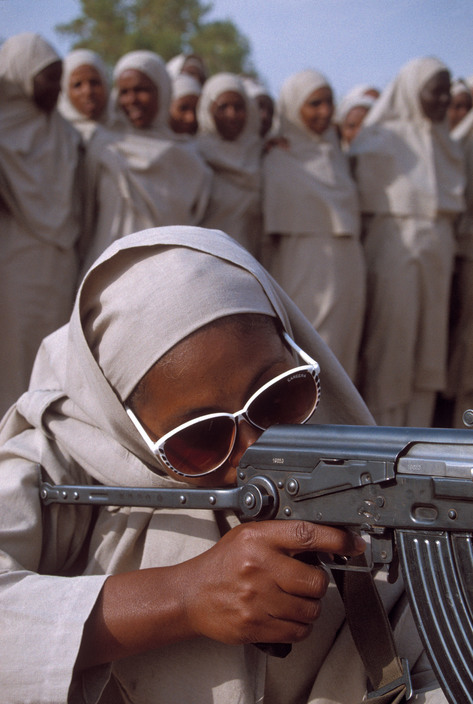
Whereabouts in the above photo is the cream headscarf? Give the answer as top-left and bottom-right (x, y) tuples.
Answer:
(58, 48), (109, 138)
(0, 226), (374, 704)
(171, 72), (202, 101)
(263, 69), (360, 237)
(350, 56), (465, 217)
(197, 72), (262, 186)
(0, 226), (372, 489)
(108, 50), (172, 135)
(0, 32), (81, 248)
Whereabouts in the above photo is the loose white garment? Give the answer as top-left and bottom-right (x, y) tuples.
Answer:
(196, 72), (263, 256)
(446, 108), (473, 425)
(58, 48), (110, 141)
(80, 50), (211, 273)
(350, 57), (465, 425)
(0, 225), (370, 703)
(0, 32), (82, 416)
(262, 69), (365, 381)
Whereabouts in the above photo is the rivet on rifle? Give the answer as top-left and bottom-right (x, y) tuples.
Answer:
(238, 471), (246, 480)
(284, 507), (292, 516)
(286, 479), (299, 496)
(361, 473), (371, 485)
(73, 491), (80, 500)
(277, 481), (284, 489)
(209, 495), (216, 505)
(448, 509), (457, 520)
(61, 490), (68, 499)
(40, 488), (47, 500)
(375, 496), (385, 507)
(179, 495), (187, 504)
(244, 492), (256, 509)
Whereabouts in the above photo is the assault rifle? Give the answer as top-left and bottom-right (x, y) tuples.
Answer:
(40, 424), (473, 704)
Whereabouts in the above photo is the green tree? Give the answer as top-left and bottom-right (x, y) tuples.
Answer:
(55, 0), (255, 76)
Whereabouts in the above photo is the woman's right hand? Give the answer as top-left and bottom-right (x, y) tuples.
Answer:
(180, 519), (366, 646)
(76, 519), (365, 669)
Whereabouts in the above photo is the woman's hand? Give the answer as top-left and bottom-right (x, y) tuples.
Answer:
(181, 520), (365, 646)
(76, 520), (365, 669)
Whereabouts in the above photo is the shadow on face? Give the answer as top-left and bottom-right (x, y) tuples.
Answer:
(33, 60), (62, 113)
(419, 70), (451, 123)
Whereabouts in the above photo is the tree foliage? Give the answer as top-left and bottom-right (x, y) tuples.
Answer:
(55, 0), (255, 76)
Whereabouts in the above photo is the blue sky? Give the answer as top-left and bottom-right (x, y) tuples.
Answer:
(2, 0), (473, 102)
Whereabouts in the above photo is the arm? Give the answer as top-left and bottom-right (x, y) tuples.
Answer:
(77, 519), (365, 669)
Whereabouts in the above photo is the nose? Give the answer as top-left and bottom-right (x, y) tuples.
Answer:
(229, 416), (263, 467)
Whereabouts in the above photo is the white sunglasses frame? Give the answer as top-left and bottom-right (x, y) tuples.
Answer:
(126, 331), (321, 477)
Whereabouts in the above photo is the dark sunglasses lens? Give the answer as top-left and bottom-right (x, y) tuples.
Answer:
(163, 415), (236, 475)
(247, 369), (318, 429)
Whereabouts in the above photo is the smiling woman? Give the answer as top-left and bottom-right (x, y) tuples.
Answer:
(78, 50), (212, 273)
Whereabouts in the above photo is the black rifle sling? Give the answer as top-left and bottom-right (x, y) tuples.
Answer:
(334, 566), (409, 704)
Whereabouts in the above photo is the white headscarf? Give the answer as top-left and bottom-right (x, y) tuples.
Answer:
(0, 225), (373, 703)
(1, 226), (372, 486)
(0, 32), (81, 247)
(171, 73), (202, 100)
(336, 91), (376, 125)
(197, 72), (261, 177)
(196, 73), (263, 252)
(350, 56), (465, 217)
(109, 50), (172, 135)
(58, 48), (109, 137)
(263, 69), (360, 237)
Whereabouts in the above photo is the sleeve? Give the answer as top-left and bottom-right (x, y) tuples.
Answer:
(0, 448), (111, 704)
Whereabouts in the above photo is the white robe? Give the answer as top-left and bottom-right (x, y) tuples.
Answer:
(0, 33), (82, 416)
(350, 57), (465, 426)
(197, 73), (263, 257)
(262, 69), (365, 381)
(0, 226), (445, 704)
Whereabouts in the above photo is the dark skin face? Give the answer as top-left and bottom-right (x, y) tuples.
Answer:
(211, 90), (247, 141)
(33, 60), (62, 113)
(257, 94), (274, 137)
(341, 105), (370, 145)
(419, 69), (451, 123)
(131, 319), (296, 487)
(299, 85), (334, 135)
(117, 69), (159, 129)
(68, 64), (107, 120)
(169, 93), (199, 134)
(448, 89), (472, 130)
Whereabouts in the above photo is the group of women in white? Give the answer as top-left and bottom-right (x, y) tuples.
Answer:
(0, 30), (472, 431)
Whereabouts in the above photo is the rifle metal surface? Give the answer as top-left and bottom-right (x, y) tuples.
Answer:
(40, 423), (473, 704)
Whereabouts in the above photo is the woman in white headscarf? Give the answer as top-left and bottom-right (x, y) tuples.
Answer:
(262, 69), (365, 382)
(447, 78), (472, 132)
(166, 52), (207, 85)
(168, 72), (201, 136)
(197, 72), (263, 257)
(336, 90), (376, 151)
(444, 108), (473, 426)
(81, 50), (211, 273)
(350, 56), (465, 427)
(58, 48), (109, 141)
(0, 225), (446, 704)
(0, 32), (83, 417)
